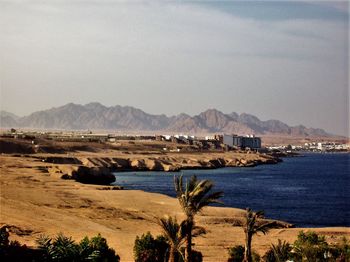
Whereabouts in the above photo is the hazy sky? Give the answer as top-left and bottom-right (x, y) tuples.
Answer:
(0, 0), (349, 136)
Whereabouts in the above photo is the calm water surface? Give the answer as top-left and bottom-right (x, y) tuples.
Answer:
(113, 153), (349, 227)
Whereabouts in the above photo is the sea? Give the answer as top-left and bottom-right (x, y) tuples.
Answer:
(113, 153), (350, 227)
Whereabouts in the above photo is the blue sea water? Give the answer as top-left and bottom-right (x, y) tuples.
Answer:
(113, 153), (350, 227)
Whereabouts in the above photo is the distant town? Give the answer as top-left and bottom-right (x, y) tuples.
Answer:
(1, 129), (349, 154)
(267, 142), (350, 153)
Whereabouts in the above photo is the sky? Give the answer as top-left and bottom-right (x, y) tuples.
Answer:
(0, 0), (349, 136)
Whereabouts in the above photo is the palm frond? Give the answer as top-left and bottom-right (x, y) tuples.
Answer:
(198, 191), (224, 206)
(36, 234), (52, 250)
(174, 175), (184, 196)
(188, 175), (198, 191)
(158, 216), (187, 247)
(271, 239), (292, 262)
(255, 210), (265, 219)
(175, 175), (223, 218)
(255, 221), (284, 235)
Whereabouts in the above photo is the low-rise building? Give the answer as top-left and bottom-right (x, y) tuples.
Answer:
(241, 135), (261, 149)
(223, 134), (234, 147)
(221, 134), (261, 149)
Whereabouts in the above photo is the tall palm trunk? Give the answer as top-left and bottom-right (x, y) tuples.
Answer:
(241, 208), (283, 262)
(185, 221), (193, 262)
(244, 232), (252, 262)
(169, 245), (177, 262)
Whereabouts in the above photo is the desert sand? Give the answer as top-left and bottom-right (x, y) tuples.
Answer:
(0, 139), (349, 261)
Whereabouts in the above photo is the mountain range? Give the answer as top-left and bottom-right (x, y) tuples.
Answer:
(0, 102), (331, 136)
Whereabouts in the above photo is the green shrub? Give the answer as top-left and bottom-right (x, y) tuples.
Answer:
(37, 233), (80, 261)
(178, 247), (203, 262)
(227, 245), (244, 262)
(252, 252), (261, 262)
(79, 234), (119, 261)
(227, 245), (260, 262)
(328, 237), (350, 262)
(292, 231), (329, 262)
(1, 228), (119, 262)
(263, 249), (275, 262)
(337, 237), (350, 262)
(0, 226), (42, 261)
(190, 249), (203, 262)
(263, 240), (292, 262)
(37, 232), (120, 262)
(0, 226), (10, 248)
(133, 232), (169, 262)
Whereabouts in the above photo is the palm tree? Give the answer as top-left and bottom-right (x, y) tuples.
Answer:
(174, 175), (223, 262)
(158, 216), (207, 262)
(270, 239), (292, 262)
(241, 208), (283, 262)
(158, 216), (187, 262)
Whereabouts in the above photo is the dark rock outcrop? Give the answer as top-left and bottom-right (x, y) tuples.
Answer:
(71, 166), (116, 185)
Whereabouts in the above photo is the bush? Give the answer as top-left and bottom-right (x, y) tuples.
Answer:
(0, 226), (10, 248)
(292, 231), (329, 262)
(263, 249), (275, 262)
(190, 249), (203, 262)
(263, 240), (292, 262)
(0, 226), (42, 261)
(177, 247), (203, 262)
(336, 237), (350, 262)
(227, 245), (260, 262)
(37, 233), (81, 261)
(252, 252), (261, 262)
(37, 232), (120, 261)
(133, 232), (169, 262)
(1, 227), (119, 262)
(328, 237), (350, 262)
(79, 234), (119, 261)
(227, 245), (244, 262)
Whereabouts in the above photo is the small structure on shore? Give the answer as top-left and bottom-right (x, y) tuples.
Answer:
(219, 134), (262, 149)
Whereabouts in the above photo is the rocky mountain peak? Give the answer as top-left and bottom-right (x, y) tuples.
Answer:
(0, 103), (332, 137)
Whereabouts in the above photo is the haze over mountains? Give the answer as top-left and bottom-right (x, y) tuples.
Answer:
(0, 102), (331, 137)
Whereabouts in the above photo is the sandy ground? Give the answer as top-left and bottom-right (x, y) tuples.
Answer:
(0, 155), (349, 262)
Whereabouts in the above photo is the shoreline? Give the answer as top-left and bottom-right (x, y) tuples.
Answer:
(110, 153), (349, 229)
(0, 137), (284, 189)
(111, 170), (349, 230)
(0, 137), (282, 185)
(27, 151), (282, 185)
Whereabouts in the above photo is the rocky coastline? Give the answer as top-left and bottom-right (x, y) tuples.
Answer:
(38, 153), (281, 185)
(0, 136), (281, 185)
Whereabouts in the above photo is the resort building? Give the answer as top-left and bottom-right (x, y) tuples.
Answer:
(221, 134), (262, 149)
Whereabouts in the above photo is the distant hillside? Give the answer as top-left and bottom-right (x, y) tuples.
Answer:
(0, 110), (20, 120)
(0, 111), (20, 127)
(0, 103), (331, 137)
